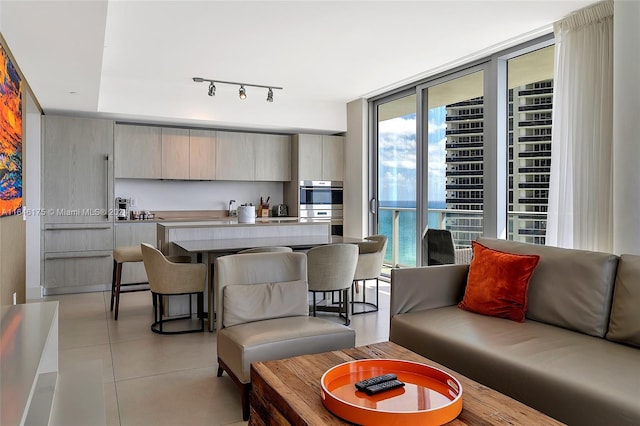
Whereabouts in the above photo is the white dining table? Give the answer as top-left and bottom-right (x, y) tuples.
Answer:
(172, 235), (367, 331)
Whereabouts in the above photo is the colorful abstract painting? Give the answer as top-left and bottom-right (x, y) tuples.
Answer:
(0, 43), (22, 217)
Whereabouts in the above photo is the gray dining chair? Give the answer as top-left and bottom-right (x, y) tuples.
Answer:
(307, 243), (358, 325)
(351, 235), (388, 315)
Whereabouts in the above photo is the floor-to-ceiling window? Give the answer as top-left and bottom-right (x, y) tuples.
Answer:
(371, 36), (554, 268)
(375, 93), (416, 267)
(507, 45), (554, 244)
(423, 70), (484, 249)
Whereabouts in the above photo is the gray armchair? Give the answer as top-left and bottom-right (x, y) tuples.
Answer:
(215, 251), (355, 420)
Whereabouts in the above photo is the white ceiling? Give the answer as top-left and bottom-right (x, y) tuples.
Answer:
(1, 0), (599, 133)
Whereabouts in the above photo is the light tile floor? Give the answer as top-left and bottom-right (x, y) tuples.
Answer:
(43, 280), (390, 426)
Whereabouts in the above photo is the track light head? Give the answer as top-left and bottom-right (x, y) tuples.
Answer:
(239, 85), (247, 100)
(267, 88), (274, 102)
(208, 82), (216, 96)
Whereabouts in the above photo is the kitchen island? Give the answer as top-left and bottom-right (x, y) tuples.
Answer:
(156, 219), (332, 331)
(157, 219), (330, 256)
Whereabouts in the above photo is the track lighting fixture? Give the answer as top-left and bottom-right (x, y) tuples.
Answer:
(192, 77), (282, 102)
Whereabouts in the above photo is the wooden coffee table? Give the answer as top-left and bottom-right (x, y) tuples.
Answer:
(249, 341), (563, 425)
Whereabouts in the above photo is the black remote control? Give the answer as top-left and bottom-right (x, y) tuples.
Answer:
(364, 379), (405, 395)
(355, 373), (398, 392)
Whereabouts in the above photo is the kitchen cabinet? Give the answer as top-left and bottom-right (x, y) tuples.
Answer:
(42, 224), (114, 291)
(115, 222), (156, 284)
(254, 134), (291, 181)
(296, 134), (344, 181)
(162, 128), (190, 179)
(42, 116), (114, 224)
(321, 135), (344, 182)
(216, 131), (255, 181)
(42, 115), (115, 294)
(189, 129), (216, 180)
(114, 124), (162, 178)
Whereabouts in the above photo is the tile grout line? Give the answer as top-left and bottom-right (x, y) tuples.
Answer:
(103, 291), (123, 426)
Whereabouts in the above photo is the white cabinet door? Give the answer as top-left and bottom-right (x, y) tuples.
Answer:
(297, 134), (323, 181)
(216, 131), (255, 180)
(322, 135), (344, 181)
(189, 129), (216, 180)
(255, 134), (291, 181)
(161, 128), (190, 179)
(114, 124), (162, 179)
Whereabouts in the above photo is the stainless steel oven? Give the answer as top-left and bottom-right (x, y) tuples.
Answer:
(299, 181), (343, 236)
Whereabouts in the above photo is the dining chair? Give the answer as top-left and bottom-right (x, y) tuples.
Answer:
(351, 235), (388, 315)
(141, 243), (207, 334)
(307, 244), (358, 325)
(421, 228), (474, 265)
(215, 251), (355, 420)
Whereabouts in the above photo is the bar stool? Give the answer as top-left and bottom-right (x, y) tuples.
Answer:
(111, 246), (149, 320)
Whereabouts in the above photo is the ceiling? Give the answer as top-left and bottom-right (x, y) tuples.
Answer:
(1, 0), (599, 133)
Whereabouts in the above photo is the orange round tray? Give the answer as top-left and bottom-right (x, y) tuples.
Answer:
(320, 359), (462, 425)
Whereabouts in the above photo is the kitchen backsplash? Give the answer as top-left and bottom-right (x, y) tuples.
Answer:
(115, 179), (284, 211)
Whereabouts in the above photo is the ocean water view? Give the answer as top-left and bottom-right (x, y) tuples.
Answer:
(377, 200), (446, 267)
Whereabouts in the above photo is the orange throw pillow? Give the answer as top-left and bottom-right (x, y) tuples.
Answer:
(458, 241), (540, 322)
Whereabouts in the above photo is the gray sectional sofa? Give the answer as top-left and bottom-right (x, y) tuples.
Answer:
(390, 237), (640, 425)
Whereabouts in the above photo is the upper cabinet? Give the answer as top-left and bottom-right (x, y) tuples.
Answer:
(189, 129), (216, 180)
(254, 134), (292, 181)
(161, 128), (190, 179)
(216, 132), (255, 181)
(296, 134), (344, 182)
(115, 124), (162, 179)
(114, 124), (291, 182)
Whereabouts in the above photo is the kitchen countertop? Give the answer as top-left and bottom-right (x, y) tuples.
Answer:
(115, 209), (298, 224)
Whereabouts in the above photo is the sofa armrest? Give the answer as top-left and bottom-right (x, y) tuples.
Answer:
(390, 264), (469, 317)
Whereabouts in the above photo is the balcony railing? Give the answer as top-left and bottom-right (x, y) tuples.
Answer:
(379, 206), (549, 267)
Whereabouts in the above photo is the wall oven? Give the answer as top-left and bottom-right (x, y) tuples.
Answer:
(299, 180), (343, 236)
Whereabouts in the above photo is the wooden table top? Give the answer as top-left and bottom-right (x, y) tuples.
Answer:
(249, 341), (564, 426)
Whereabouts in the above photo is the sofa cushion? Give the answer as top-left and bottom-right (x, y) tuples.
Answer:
(223, 280), (308, 327)
(390, 307), (640, 425)
(217, 316), (355, 383)
(476, 238), (618, 337)
(458, 241), (539, 322)
(607, 254), (640, 347)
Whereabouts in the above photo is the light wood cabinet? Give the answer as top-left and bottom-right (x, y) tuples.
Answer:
(321, 135), (344, 182)
(216, 131), (255, 180)
(42, 223), (114, 293)
(189, 129), (216, 180)
(114, 125), (291, 182)
(161, 128), (190, 179)
(42, 115), (115, 293)
(297, 134), (323, 181)
(254, 134), (291, 181)
(115, 124), (162, 178)
(115, 222), (156, 284)
(42, 116), (114, 224)
(296, 134), (344, 181)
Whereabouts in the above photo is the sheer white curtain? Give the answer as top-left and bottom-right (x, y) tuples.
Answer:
(546, 0), (614, 251)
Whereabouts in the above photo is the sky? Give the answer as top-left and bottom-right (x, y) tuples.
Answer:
(378, 106), (447, 205)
